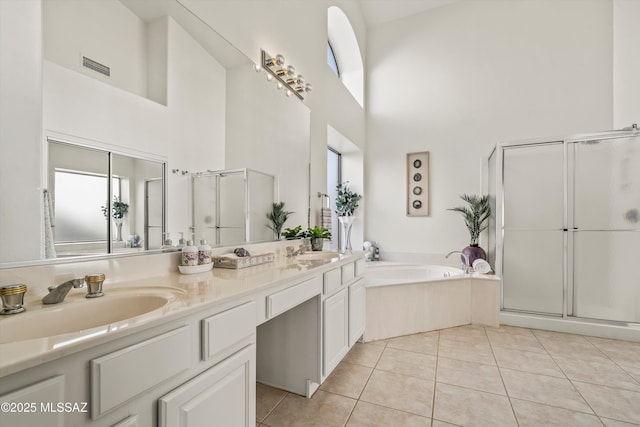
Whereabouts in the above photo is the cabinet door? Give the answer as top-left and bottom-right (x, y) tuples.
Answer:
(323, 288), (349, 378)
(158, 344), (256, 427)
(348, 279), (365, 347)
(0, 376), (65, 427)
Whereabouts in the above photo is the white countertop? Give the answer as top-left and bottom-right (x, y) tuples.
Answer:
(0, 251), (361, 378)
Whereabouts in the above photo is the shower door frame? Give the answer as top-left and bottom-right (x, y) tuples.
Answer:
(491, 129), (640, 327)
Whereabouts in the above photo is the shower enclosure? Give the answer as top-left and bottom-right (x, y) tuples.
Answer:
(191, 168), (276, 246)
(488, 128), (640, 326)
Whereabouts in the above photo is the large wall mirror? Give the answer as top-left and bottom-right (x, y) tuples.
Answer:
(0, 0), (310, 266)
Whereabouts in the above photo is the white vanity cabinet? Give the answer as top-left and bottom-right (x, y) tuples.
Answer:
(321, 256), (365, 380)
(158, 344), (255, 427)
(0, 299), (257, 427)
(323, 287), (349, 377)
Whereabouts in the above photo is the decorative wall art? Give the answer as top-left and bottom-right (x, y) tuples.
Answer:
(406, 151), (429, 216)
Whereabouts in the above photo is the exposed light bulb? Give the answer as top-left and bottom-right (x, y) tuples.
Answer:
(297, 75), (305, 85)
(287, 65), (295, 76)
(275, 54), (285, 66)
(305, 83), (313, 93)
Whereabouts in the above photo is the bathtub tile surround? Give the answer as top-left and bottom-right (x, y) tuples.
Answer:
(257, 324), (640, 426)
(364, 262), (500, 341)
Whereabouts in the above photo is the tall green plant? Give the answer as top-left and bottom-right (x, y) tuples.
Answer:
(448, 194), (491, 246)
(266, 202), (293, 240)
(335, 182), (362, 216)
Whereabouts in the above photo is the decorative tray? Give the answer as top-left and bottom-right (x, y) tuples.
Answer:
(213, 252), (275, 269)
(178, 263), (214, 275)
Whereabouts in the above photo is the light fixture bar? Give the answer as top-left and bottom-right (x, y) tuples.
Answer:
(260, 50), (311, 100)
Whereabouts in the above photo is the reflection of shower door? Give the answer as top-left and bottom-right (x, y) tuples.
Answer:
(569, 136), (640, 323)
(502, 143), (565, 315)
(192, 172), (246, 246)
(145, 178), (163, 250)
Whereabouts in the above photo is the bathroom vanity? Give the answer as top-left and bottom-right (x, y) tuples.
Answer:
(0, 249), (365, 427)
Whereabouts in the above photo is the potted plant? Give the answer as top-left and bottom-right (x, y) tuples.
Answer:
(307, 226), (331, 251)
(266, 201), (293, 240)
(282, 225), (304, 240)
(101, 196), (129, 241)
(448, 194), (491, 266)
(335, 182), (362, 254)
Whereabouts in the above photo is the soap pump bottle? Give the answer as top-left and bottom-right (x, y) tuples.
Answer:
(181, 237), (198, 266)
(175, 232), (186, 249)
(198, 237), (212, 265)
(162, 232), (173, 249)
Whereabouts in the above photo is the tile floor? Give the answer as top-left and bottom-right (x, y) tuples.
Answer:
(256, 325), (640, 426)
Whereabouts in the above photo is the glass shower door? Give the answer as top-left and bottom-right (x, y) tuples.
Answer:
(502, 143), (565, 315)
(570, 136), (640, 323)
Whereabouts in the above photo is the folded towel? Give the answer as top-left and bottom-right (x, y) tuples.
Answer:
(320, 207), (332, 230)
(472, 259), (492, 274)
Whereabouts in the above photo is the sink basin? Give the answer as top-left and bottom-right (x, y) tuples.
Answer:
(296, 251), (340, 261)
(0, 286), (184, 344)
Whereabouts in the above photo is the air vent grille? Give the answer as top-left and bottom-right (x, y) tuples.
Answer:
(82, 56), (110, 77)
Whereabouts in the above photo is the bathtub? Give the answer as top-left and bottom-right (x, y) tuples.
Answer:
(363, 262), (500, 341)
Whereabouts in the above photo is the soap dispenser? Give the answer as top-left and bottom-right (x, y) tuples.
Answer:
(198, 237), (212, 265)
(181, 237), (198, 266)
(175, 232), (186, 249)
(162, 232), (174, 249)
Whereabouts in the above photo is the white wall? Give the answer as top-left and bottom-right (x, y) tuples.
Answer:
(0, 0), (43, 262)
(179, 0), (367, 237)
(42, 14), (227, 242)
(613, 0), (640, 128)
(366, 0), (613, 256)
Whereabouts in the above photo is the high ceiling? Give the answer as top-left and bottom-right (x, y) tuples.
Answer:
(358, 0), (459, 28)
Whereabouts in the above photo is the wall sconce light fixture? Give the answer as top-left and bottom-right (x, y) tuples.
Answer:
(254, 50), (312, 100)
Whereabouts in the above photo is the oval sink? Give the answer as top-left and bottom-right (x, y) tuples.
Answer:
(296, 251), (340, 261)
(0, 287), (184, 344)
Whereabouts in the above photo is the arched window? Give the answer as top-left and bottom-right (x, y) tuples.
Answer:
(327, 41), (340, 77)
(327, 6), (364, 106)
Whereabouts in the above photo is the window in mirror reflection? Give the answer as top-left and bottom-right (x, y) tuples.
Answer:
(54, 170), (119, 243)
(327, 41), (340, 77)
(327, 148), (342, 251)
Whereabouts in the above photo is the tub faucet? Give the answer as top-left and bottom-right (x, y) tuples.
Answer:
(446, 251), (470, 274)
(42, 278), (85, 304)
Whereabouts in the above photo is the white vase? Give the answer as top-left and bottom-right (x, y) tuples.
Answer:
(338, 216), (355, 254)
(113, 218), (123, 242)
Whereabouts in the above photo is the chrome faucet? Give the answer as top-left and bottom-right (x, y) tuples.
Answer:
(285, 244), (306, 257)
(446, 251), (470, 274)
(42, 278), (85, 304)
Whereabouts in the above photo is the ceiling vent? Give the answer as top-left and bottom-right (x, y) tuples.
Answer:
(82, 56), (110, 77)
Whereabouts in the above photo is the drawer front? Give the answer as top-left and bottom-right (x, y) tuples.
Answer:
(91, 326), (190, 418)
(323, 267), (342, 295)
(267, 276), (322, 318)
(202, 301), (256, 362)
(341, 262), (356, 285)
(354, 258), (365, 277)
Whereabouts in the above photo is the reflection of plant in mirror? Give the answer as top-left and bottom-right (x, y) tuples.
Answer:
(283, 225), (305, 239)
(266, 202), (294, 240)
(335, 182), (362, 216)
(101, 196), (129, 220)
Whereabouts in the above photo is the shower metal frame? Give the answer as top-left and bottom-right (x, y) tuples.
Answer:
(489, 128), (640, 327)
(190, 168), (277, 245)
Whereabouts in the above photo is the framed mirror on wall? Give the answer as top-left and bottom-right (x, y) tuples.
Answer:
(0, 0), (311, 267)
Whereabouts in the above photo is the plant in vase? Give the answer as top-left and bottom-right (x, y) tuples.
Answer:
(335, 182), (362, 254)
(307, 226), (331, 251)
(448, 194), (491, 267)
(101, 196), (129, 241)
(266, 201), (294, 240)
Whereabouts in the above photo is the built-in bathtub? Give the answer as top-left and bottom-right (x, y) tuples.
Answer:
(363, 262), (501, 342)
